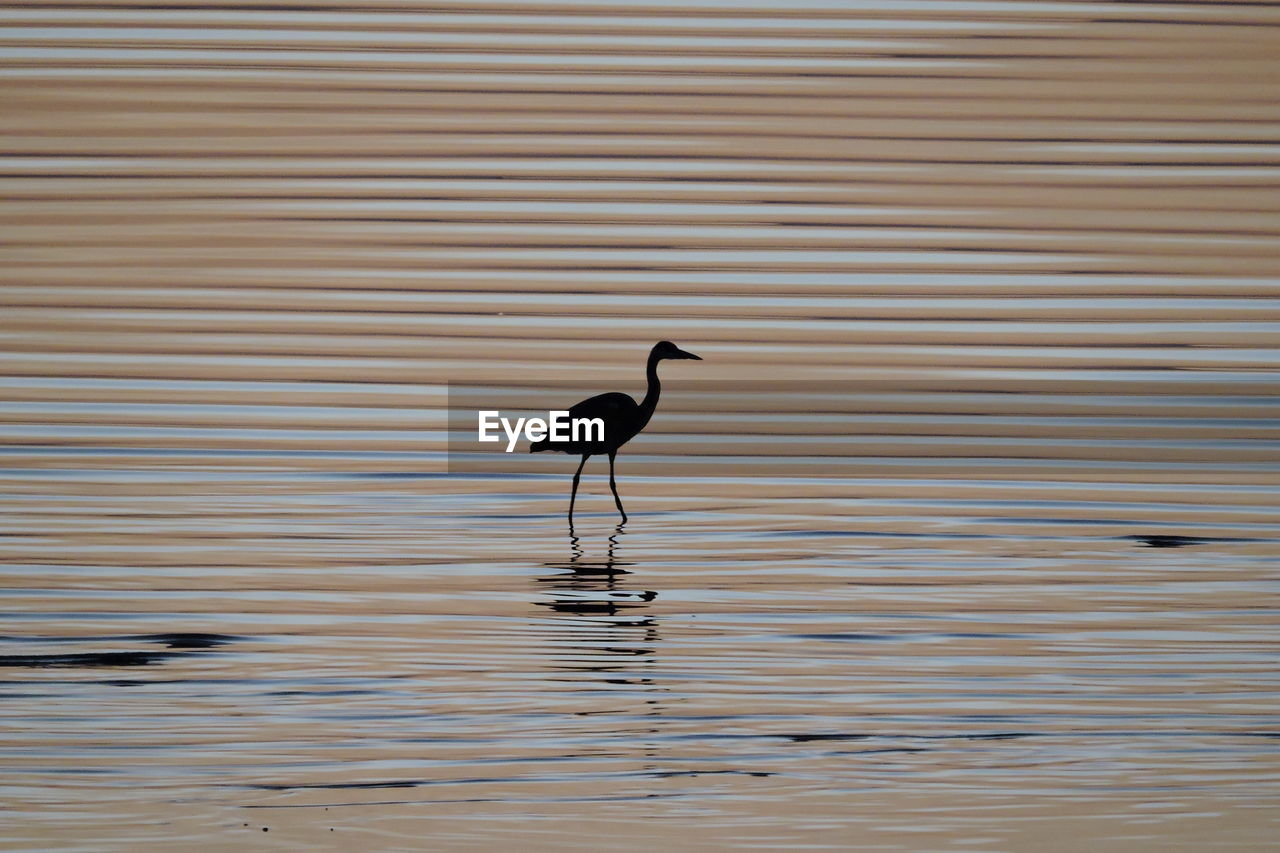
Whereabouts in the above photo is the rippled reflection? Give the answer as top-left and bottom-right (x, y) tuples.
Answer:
(536, 524), (659, 662)
(534, 524), (667, 772)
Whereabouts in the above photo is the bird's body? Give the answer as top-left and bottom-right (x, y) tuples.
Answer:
(531, 391), (646, 456)
(532, 340), (701, 524)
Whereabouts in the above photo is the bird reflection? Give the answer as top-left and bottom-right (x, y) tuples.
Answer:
(535, 524), (667, 768)
(535, 523), (660, 676)
(538, 524), (655, 626)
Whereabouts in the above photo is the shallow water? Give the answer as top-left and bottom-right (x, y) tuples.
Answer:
(2, 0), (1280, 850)
(4, 474), (1279, 851)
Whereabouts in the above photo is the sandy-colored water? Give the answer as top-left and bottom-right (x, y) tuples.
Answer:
(2, 1), (1279, 850)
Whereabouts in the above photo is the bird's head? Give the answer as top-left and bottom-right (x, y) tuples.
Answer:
(652, 340), (702, 361)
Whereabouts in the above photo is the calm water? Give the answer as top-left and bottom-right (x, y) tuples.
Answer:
(2, 0), (1279, 850)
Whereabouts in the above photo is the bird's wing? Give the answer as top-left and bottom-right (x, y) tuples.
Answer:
(530, 392), (640, 453)
(565, 392), (638, 422)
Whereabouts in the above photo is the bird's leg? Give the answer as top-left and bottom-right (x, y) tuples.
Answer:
(608, 450), (627, 523)
(568, 454), (589, 525)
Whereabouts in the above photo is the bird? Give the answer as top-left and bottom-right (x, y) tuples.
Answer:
(531, 340), (701, 525)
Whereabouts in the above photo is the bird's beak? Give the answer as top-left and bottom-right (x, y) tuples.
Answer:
(673, 347), (702, 360)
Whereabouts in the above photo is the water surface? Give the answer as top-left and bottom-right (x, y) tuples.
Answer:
(1, 0), (1279, 849)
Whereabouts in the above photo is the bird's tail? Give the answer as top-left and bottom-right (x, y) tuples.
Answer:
(529, 437), (548, 453)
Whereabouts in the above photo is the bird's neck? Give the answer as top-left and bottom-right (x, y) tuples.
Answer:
(639, 351), (661, 415)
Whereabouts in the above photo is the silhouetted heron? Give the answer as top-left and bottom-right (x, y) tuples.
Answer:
(531, 340), (701, 524)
